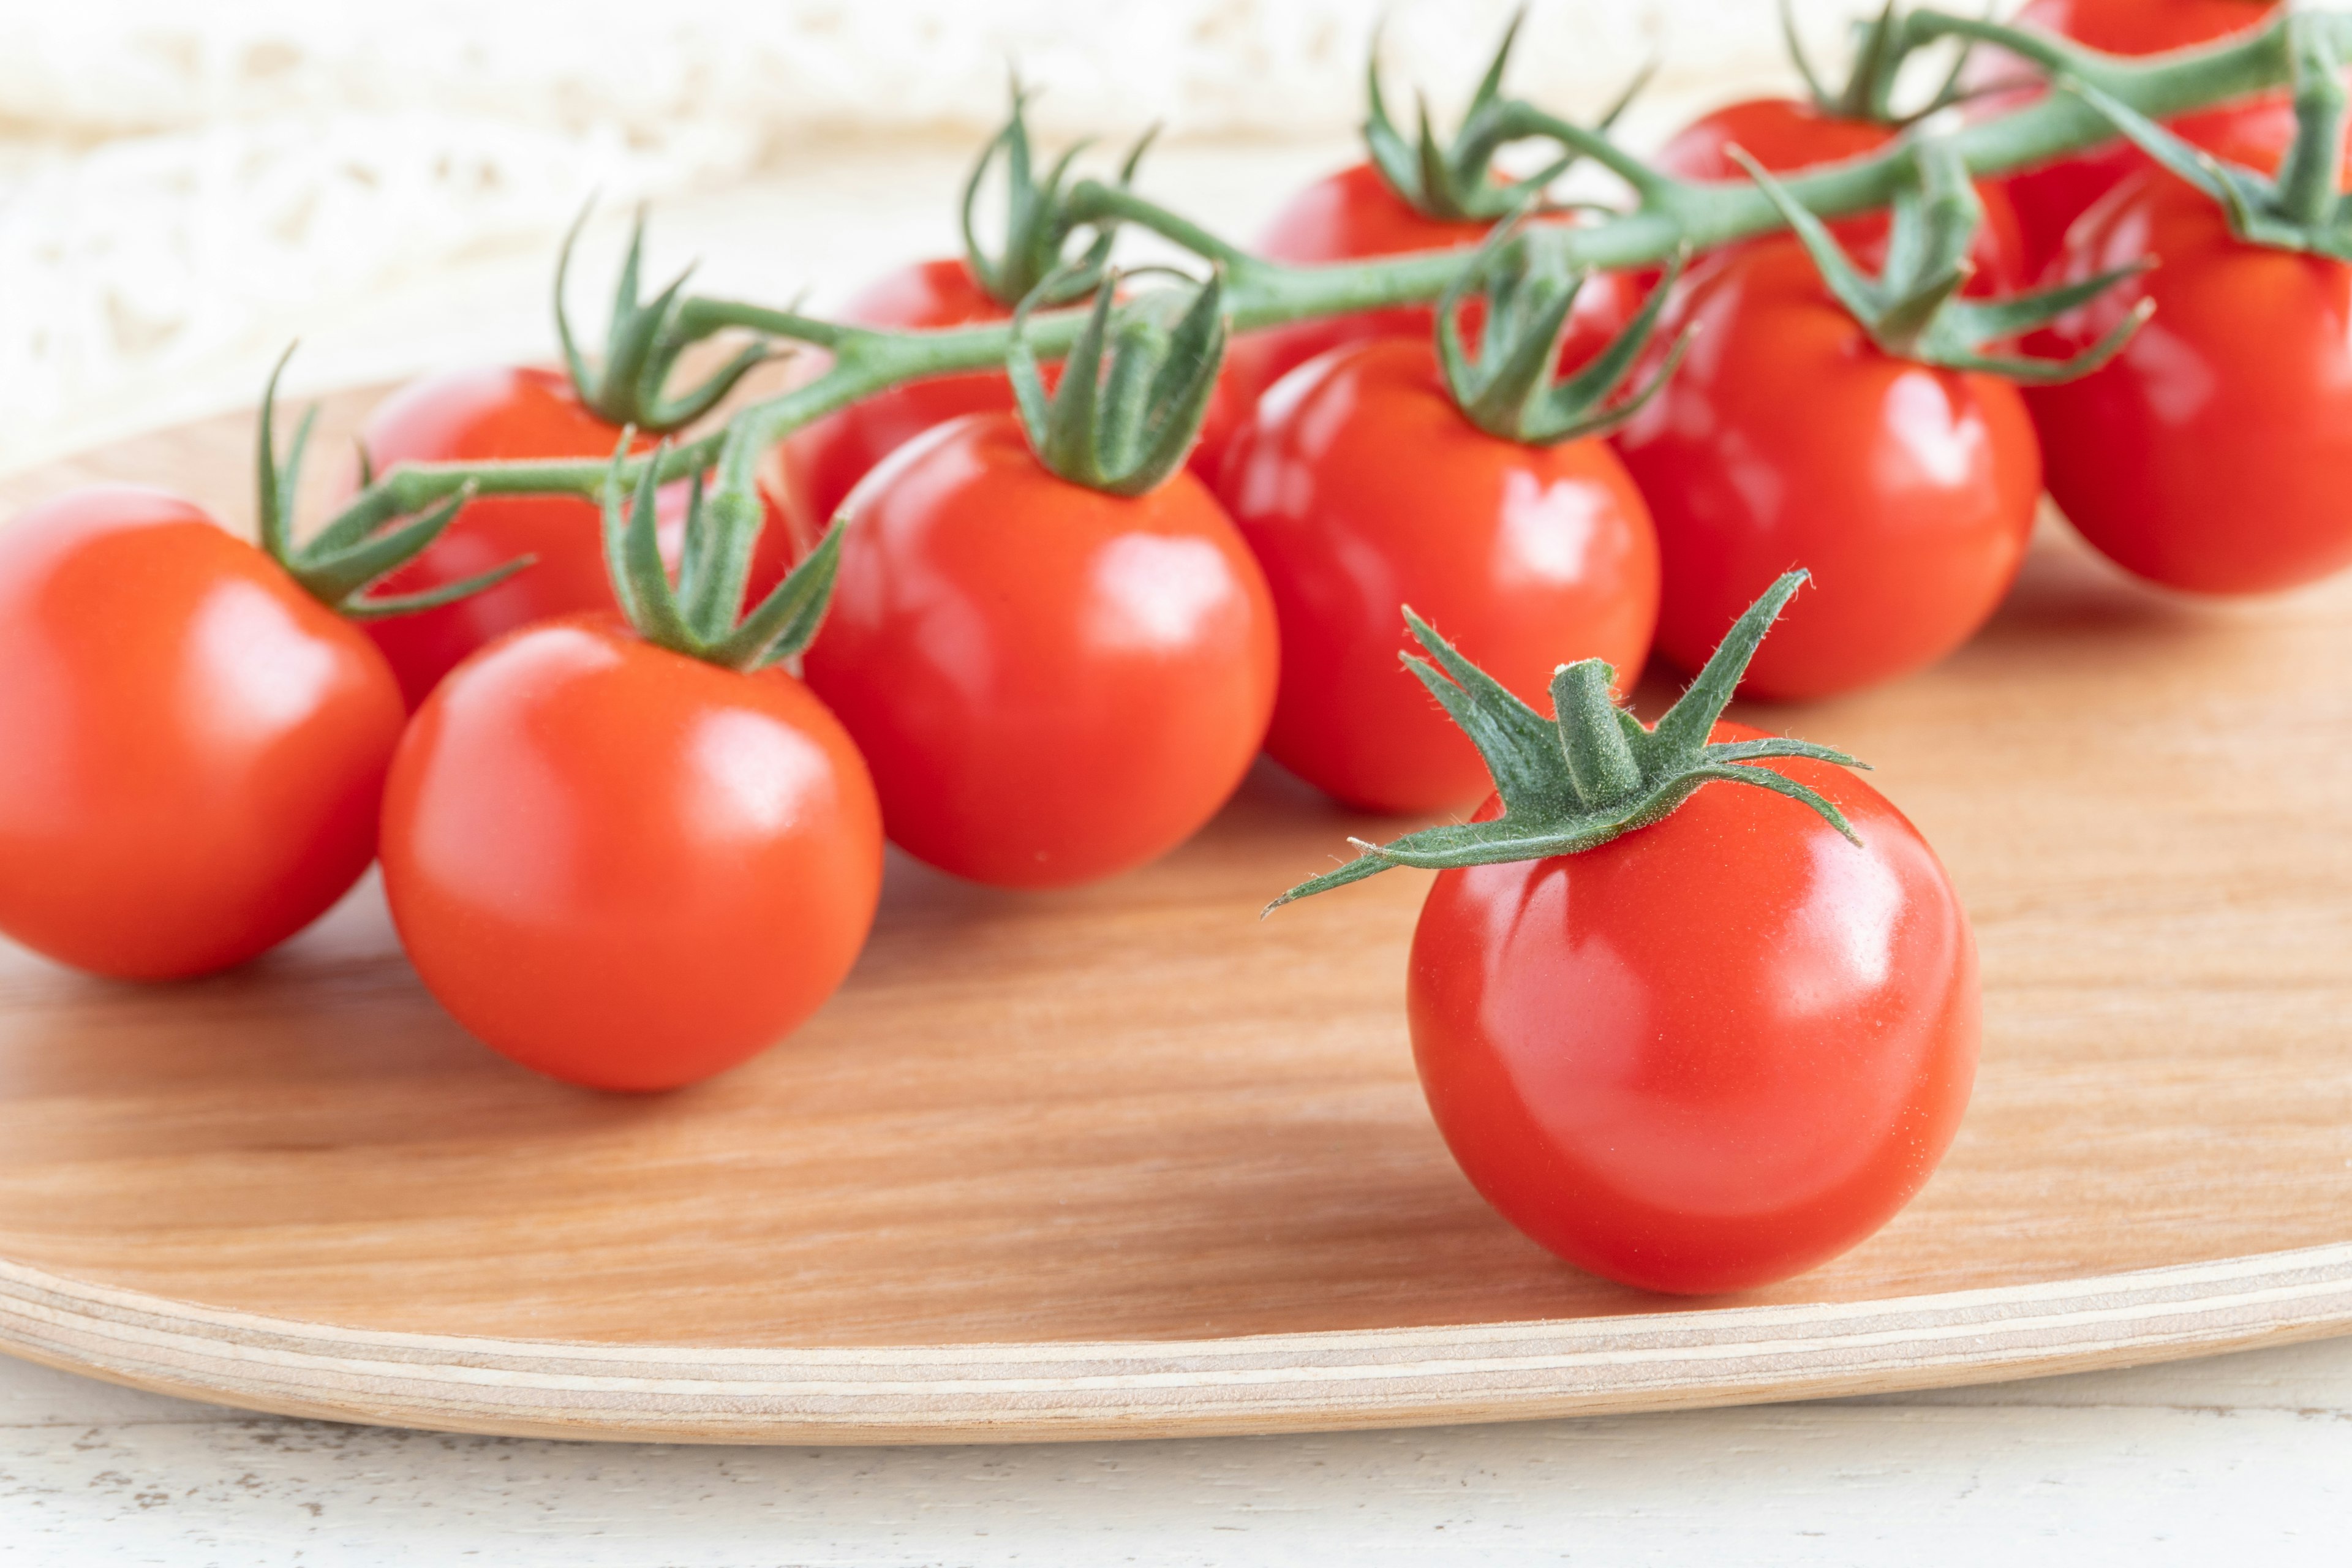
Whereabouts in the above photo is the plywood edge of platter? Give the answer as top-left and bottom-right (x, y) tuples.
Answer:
(4, 1246), (2350, 1444)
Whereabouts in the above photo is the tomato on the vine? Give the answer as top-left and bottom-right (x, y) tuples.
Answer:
(1613, 238), (2042, 700)
(1965, 0), (2286, 274)
(0, 486), (405, 980)
(351, 366), (791, 708)
(1274, 577), (1978, 1295)
(1218, 336), (1658, 813)
(2025, 164), (2352, 594)
(804, 411), (1278, 889)
(771, 258), (1020, 543)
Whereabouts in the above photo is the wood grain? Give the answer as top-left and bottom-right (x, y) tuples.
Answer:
(0, 394), (2348, 1441)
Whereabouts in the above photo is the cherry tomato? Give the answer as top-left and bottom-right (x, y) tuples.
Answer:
(773, 258), (1017, 543)
(2024, 167), (2352, 595)
(352, 366), (791, 708)
(0, 486), (405, 980)
(380, 615), (882, 1092)
(803, 412), (1278, 889)
(1965, 0), (2285, 276)
(1612, 239), (2041, 700)
(1195, 164), (1635, 482)
(1411, 723), (1978, 1295)
(1218, 336), (1659, 813)
(1654, 98), (2027, 292)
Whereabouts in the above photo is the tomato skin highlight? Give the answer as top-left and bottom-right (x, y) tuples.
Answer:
(803, 413), (1278, 890)
(380, 616), (883, 1092)
(352, 365), (791, 709)
(1613, 239), (2042, 701)
(1653, 99), (2026, 293)
(1218, 337), (1659, 814)
(2026, 171), (2352, 595)
(1409, 729), (1978, 1295)
(776, 258), (1019, 542)
(0, 486), (405, 980)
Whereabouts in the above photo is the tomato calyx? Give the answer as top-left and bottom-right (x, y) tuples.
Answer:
(1784, 0), (1972, 129)
(1268, 571), (1863, 912)
(600, 442), (843, 671)
(1362, 9), (1648, 224)
(962, 80), (1149, 310)
(254, 350), (530, 620)
(1007, 266), (1227, 496)
(1435, 212), (1691, 445)
(556, 206), (777, 435)
(1736, 135), (2150, 382)
(2056, 18), (2352, 257)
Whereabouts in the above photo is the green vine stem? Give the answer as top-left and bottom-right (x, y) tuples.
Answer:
(325, 10), (2328, 545)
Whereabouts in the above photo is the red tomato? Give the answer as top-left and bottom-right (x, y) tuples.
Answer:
(1411, 722), (1978, 1295)
(0, 486), (405, 980)
(1612, 239), (2041, 700)
(774, 258), (1017, 543)
(2024, 168), (2352, 594)
(803, 412), (1278, 889)
(1654, 98), (2027, 292)
(1196, 164), (1635, 482)
(1218, 336), (1659, 813)
(1966, 0), (2285, 275)
(380, 615), (882, 1091)
(352, 365), (791, 709)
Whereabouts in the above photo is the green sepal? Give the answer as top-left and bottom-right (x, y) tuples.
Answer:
(254, 345), (531, 619)
(1434, 210), (1693, 445)
(1008, 265), (1227, 497)
(1733, 137), (2151, 383)
(595, 439), (847, 671)
(1782, 0), (1973, 127)
(1267, 571), (1865, 913)
(962, 78), (1153, 309)
(1364, 8), (1653, 223)
(556, 205), (775, 434)
(2054, 18), (2352, 260)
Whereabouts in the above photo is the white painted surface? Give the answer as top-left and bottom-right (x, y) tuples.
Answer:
(6, 1338), (2352, 1563)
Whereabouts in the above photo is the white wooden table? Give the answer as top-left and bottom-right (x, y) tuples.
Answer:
(6, 1339), (2351, 1563)
(7, 140), (2350, 1566)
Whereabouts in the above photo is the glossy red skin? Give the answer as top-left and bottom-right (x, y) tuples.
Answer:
(0, 487), (405, 980)
(1411, 725), (1978, 1295)
(2024, 170), (2352, 594)
(804, 413), (1278, 889)
(1968, 0), (2283, 276)
(380, 616), (883, 1092)
(351, 365), (792, 710)
(1653, 98), (2027, 293)
(1218, 337), (1659, 813)
(1194, 163), (1635, 482)
(776, 258), (1017, 541)
(1612, 240), (2041, 701)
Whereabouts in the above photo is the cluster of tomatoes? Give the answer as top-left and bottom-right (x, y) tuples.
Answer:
(0, 0), (2329, 1294)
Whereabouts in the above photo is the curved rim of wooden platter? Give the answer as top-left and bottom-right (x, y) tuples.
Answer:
(5, 1245), (2351, 1444)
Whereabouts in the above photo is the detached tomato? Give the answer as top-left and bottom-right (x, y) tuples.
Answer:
(1654, 100), (2026, 292)
(381, 615), (882, 1091)
(352, 366), (791, 707)
(0, 487), (404, 979)
(1964, 0), (2285, 274)
(1196, 166), (1635, 481)
(804, 412), (1278, 889)
(1412, 722), (1978, 1295)
(1613, 239), (2041, 699)
(774, 259), (1017, 541)
(1218, 336), (1659, 813)
(2026, 167), (2352, 594)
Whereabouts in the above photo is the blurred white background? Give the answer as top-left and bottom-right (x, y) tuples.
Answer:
(0, 0), (1877, 469)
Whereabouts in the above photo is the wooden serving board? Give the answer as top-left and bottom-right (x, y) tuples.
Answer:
(1, 391), (2349, 1445)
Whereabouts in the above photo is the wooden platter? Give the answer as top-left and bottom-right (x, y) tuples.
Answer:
(1, 391), (2349, 1444)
